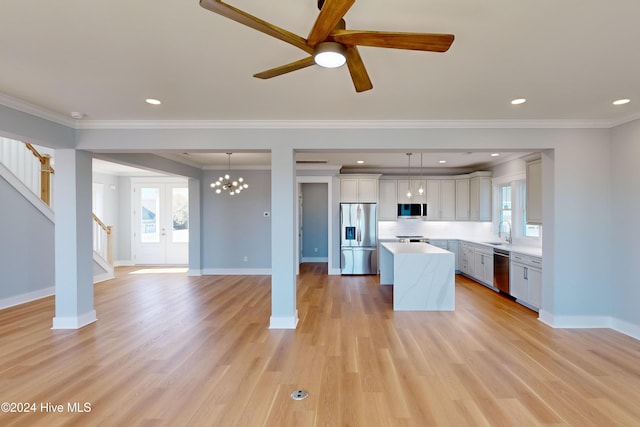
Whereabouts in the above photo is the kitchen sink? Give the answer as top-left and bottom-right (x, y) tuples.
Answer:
(483, 241), (504, 246)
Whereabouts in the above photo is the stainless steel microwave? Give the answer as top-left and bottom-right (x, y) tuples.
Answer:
(397, 203), (426, 218)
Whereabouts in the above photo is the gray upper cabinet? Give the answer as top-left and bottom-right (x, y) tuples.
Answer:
(526, 160), (542, 225)
(378, 180), (398, 220)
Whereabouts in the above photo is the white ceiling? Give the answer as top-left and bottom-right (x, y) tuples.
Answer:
(2, 1), (639, 172)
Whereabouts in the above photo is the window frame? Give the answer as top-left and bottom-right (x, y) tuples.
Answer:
(492, 174), (541, 244)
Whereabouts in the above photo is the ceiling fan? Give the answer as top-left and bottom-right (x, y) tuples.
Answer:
(199, 0), (454, 92)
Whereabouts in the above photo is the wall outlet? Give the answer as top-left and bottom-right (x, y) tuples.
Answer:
(314, 248), (318, 252)
(243, 256), (248, 262)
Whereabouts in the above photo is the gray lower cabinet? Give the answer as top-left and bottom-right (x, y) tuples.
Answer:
(510, 253), (542, 310)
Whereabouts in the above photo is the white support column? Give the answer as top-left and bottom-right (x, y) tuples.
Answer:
(187, 178), (201, 276)
(52, 149), (96, 329)
(269, 147), (298, 329)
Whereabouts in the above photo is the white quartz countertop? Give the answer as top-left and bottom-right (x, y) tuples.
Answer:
(380, 242), (451, 255)
(378, 237), (542, 258)
(461, 239), (542, 258)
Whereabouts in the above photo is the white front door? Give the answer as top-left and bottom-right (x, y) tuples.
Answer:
(133, 181), (189, 265)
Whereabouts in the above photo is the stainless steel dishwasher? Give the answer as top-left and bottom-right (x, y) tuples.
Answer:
(493, 248), (510, 294)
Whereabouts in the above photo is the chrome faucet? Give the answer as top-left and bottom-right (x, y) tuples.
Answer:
(498, 220), (512, 244)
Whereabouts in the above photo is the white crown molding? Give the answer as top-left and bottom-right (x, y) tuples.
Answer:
(75, 118), (617, 130)
(2, 91), (637, 130)
(0, 93), (76, 127)
(609, 111), (640, 128)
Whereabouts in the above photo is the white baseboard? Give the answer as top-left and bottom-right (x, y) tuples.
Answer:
(0, 286), (54, 310)
(611, 317), (640, 341)
(329, 267), (341, 275)
(52, 310), (97, 329)
(114, 260), (135, 267)
(538, 310), (640, 341)
(202, 268), (272, 275)
(269, 310), (299, 329)
(93, 272), (115, 284)
(301, 257), (328, 263)
(187, 269), (202, 276)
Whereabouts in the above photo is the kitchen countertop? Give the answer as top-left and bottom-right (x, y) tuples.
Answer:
(460, 239), (542, 258)
(379, 242), (455, 311)
(380, 242), (451, 255)
(378, 237), (542, 258)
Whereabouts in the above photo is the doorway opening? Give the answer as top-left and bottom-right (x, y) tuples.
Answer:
(296, 177), (333, 275)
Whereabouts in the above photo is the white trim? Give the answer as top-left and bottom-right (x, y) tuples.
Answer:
(187, 269), (202, 276)
(269, 311), (299, 329)
(75, 119), (617, 130)
(201, 268), (271, 275)
(93, 272), (115, 284)
(114, 260), (135, 267)
(301, 257), (328, 262)
(538, 311), (611, 328)
(0, 162), (54, 223)
(0, 92), (75, 127)
(296, 176), (334, 276)
(0, 287), (54, 310)
(1, 91), (635, 130)
(539, 311), (640, 341)
(611, 317), (640, 341)
(52, 310), (97, 329)
(329, 267), (342, 275)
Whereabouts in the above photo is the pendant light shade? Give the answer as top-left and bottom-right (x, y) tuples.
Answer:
(406, 153), (412, 199)
(418, 152), (424, 196)
(210, 153), (248, 195)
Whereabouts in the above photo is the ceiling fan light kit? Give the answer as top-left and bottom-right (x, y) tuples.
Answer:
(199, 0), (454, 93)
(314, 42), (347, 68)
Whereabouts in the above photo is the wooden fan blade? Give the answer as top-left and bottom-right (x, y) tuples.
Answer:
(254, 57), (316, 79)
(345, 46), (373, 93)
(307, 0), (355, 47)
(200, 0), (313, 54)
(331, 30), (455, 52)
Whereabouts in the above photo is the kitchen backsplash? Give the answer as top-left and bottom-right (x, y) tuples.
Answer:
(379, 220), (494, 241)
(378, 220), (542, 248)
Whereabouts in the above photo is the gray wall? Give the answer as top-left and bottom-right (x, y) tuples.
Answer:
(3, 104), (640, 337)
(202, 170), (272, 270)
(611, 119), (640, 329)
(301, 183), (328, 259)
(0, 174), (54, 299)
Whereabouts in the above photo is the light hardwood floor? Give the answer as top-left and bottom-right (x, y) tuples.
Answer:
(1, 263), (639, 426)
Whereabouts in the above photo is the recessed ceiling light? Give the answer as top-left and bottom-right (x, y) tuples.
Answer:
(70, 111), (86, 119)
(613, 99), (630, 105)
(439, 160), (447, 164)
(145, 98), (162, 105)
(491, 153), (500, 157)
(511, 98), (526, 105)
(356, 160), (364, 164)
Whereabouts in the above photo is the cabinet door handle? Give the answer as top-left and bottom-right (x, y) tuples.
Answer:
(524, 267), (528, 280)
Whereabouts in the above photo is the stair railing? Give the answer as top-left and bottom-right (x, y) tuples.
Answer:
(92, 213), (114, 265)
(24, 143), (54, 206)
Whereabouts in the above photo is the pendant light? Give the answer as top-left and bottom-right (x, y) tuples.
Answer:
(210, 153), (248, 195)
(418, 152), (425, 196)
(406, 153), (412, 199)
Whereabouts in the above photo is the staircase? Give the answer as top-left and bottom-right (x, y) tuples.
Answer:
(0, 137), (114, 285)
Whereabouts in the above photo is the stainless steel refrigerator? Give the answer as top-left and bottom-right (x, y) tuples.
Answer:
(340, 203), (378, 275)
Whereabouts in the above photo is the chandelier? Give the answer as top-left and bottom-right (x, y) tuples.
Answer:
(210, 153), (248, 195)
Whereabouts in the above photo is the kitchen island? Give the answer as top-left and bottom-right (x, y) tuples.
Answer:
(380, 242), (455, 311)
